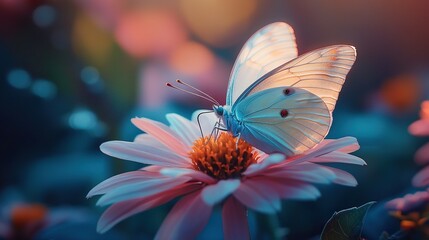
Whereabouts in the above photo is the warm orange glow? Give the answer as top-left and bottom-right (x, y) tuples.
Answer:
(380, 74), (421, 111)
(11, 204), (47, 229)
(179, 0), (258, 47)
(115, 9), (187, 58)
(168, 41), (215, 76)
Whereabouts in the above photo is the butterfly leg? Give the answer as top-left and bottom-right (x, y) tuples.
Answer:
(235, 132), (241, 149)
(205, 121), (227, 145)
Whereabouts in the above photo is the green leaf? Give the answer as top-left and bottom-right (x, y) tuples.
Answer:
(321, 201), (375, 240)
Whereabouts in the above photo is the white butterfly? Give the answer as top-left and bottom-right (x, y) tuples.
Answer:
(212, 22), (357, 156)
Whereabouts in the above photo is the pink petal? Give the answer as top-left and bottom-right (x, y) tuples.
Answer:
(308, 151), (366, 165)
(131, 117), (189, 156)
(222, 197), (250, 240)
(100, 140), (190, 167)
(320, 166), (358, 187)
(315, 138), (360, 153)
(201, 179), (240, 205)
(409, 119), (429, 136)
(260, 163), (336, 184)
(166, 113), (200, 146)
(233, 180), (280, 214)
(243, 154), (285, 176)
(286, 137), (359, 166)
(134, 134), (165, 147)
(246, 177), (320, 200)
(159, 167), (216, 184)
(155, 190), (212, 240)
(87, 170), (160, 198)
(97, 183), (201, 233)
(412, 166), (429, 187)
(415, 142), (429, 165)
(96, 176), (192, 206)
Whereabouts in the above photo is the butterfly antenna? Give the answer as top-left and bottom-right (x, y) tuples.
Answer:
(176, 79), (220, 106)
(166, 83), (219, 105)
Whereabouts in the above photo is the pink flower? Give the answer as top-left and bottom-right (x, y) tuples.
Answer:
(88, 111), (365, 239)
(410, 101), (429, 187)
(386, 191), (429, 213)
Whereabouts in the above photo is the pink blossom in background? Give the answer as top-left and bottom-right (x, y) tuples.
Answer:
(385, 190), (429, 232)
(410, 101), (429, 187)
(88, 111), (365, 239)
(386, 191), (429, 213)
(409, 101), (429, 138)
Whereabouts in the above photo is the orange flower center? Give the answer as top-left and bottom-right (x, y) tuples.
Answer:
(189, 132), (258, 180)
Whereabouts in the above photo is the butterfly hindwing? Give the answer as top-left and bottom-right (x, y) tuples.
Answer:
(234, 87), (331, 156)
(227, 22), (298, 106)
(235, 45), (356, 113)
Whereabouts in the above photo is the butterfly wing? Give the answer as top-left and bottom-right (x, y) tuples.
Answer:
(234, 45), (356, 113)
(226, 22), (298, 106)
(234, 87), (331, 156)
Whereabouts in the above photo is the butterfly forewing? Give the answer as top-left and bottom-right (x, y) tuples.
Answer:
(234, 87), (331, 156)
(226, 22), (298, 106)
(239, 45), (356, 113)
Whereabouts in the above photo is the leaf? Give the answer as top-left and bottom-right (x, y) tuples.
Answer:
(321, 201), (375, 240)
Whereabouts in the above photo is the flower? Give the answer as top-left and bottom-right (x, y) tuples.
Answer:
(87, 111), (365, 239)
(386, 191), (429, 233)
(410, 101), (429, 187)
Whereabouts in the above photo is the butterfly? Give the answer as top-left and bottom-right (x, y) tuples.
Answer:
(210, 22), (357, 156)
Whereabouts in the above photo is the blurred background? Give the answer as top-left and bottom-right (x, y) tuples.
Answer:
(1, 0), (429, 239)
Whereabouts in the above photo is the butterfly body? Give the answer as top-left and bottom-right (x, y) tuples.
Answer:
(213, 22), (356, 156)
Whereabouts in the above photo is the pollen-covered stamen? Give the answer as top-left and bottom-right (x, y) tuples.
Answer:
(189, 132), (259, 180)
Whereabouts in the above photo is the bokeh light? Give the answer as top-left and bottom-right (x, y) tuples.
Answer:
(115, 9), (187, 58)
(31, 79), (57, 99)
(179, 0), (258, 47)
(32, 5), (56, 28)
(380, 74), (421, 112)
(7, 69), (31, 89)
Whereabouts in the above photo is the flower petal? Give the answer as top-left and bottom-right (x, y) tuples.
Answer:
(131, 117), (189, 156)
(307, 151), (366, 165)
(134, 134), (164, 147)
(222, 197), (250, 240)
(259, 163), (336, 184)
(233, 181), (280, 214)
(253, 177), (321, 200)
(315, 138), (360, 153)
(243, 154), (285, 176)
(155, 190), (212, 240)
(412, 165), (429, 187)
(87, 171), (159, 198)
(202, 179), (240, 205)
(97, 183), (201, 233)
(286, 137), (360, 166)
(321, 166), (358, 186)
(159, 167), (216, 184)
(96, 176), (192, 206)
(166, 113), (200, 146)
(409, 119), (429, 136)
(100, 140), (190, 167)
(415, 142), (429, 165)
